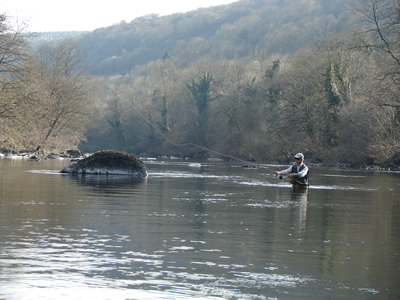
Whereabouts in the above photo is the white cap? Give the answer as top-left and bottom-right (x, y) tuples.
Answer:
(294, 153), (304, 159)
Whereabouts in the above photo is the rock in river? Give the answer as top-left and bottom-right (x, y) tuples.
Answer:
(60, 150), (148, 177)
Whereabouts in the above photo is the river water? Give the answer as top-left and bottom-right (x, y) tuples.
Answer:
(0, 158), (399, 299)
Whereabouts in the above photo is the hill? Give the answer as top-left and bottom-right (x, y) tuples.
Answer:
(21, 0), (397, 166)
(74, 0), (356, 75)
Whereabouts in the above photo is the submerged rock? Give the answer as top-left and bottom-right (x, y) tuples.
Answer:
(66, 149), (83, 158)
(60, 150), (147, 177)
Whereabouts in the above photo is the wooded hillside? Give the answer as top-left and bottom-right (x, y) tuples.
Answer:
(76, 0), (355, 76)
(2, 0), (400, 167)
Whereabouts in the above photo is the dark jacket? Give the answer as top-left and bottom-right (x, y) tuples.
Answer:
(290, 163), (309, 185)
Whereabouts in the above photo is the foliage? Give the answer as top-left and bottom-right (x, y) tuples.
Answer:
(0, 15), (92, 152)
(74, 0), (356, 76)
(77, 0), (400, 165)
(2, 1), (400, 166)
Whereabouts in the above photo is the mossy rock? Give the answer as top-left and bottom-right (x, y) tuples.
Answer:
(60, 150), (147, 177)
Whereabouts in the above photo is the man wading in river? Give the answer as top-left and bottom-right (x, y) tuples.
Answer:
(274, 153), (309, 186)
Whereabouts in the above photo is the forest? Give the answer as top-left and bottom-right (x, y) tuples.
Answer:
(1, 0), (400, 167)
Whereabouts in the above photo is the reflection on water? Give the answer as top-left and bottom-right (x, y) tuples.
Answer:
(0, 159), (399, 299)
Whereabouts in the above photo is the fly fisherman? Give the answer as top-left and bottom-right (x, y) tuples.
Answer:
(274, 153), (309, 186)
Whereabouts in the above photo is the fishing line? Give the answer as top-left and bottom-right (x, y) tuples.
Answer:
(131, 104), (274, 169)
(132, 106), (313, 186)
(129, 104), (299, 181)
(134, 104), (301, 181)
(104, 87), (283, 174)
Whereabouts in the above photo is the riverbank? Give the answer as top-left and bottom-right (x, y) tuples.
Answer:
(1, 150), (399, 172)
(0, 149), (84, 161)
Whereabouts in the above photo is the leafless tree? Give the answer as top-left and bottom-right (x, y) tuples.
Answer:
(33, 39), (92, 150)
(353, 0), (400, 107)
(0, 14), (31, 119)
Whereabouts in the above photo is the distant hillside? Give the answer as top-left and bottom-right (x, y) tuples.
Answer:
(74, 0), (357, 76)
(29, 31), (86, 45)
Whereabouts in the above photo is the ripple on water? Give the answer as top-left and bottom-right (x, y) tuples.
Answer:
(1, 159), (397, 300)
(238, 179), (378, 191)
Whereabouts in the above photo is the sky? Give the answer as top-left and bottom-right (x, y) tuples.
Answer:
(1, 0), (238, 32)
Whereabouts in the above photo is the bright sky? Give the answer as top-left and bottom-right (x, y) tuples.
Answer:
(1, 0), (238, 32)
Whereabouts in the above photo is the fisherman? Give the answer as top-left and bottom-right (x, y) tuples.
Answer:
(274, 153), (309, 186)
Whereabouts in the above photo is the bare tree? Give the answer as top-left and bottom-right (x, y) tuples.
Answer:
(0, 14), (31, 119)
(33, 39), (92, 150)
(353, 0), (400, 107)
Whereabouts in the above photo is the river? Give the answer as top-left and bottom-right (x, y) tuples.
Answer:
(0, 157), (399, 299)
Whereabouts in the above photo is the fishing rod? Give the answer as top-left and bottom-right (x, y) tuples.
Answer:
(131, 104), (277, 168)
(130, 103), (309, 183)
(136, 105), (311, 185)
(139, 109), (309, 185)
(276, 172), (310, 186)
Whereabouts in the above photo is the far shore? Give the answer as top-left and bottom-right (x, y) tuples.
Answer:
(1, 151), (399, 172)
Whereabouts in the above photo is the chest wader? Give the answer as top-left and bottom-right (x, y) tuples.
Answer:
(290, 164), (309, 186)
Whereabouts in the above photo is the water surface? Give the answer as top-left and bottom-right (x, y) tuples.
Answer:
(0, 158), (399, 299)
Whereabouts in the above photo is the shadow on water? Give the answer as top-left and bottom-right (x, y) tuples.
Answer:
(60, 174), (149, 209)
(61, 173), (147, 190)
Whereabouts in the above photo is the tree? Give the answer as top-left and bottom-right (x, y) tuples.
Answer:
(0, 14), (31, 120)
(185, 73), (217, 149)
(274, 51), (327, 149)
(353, 0), (400, 108)
(150, 53), (177, 134)
(187, 73), (215, 124)
(33, 39), (92, 150)
(0, 14), (37, 151)
(349, 0), (400, 162)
